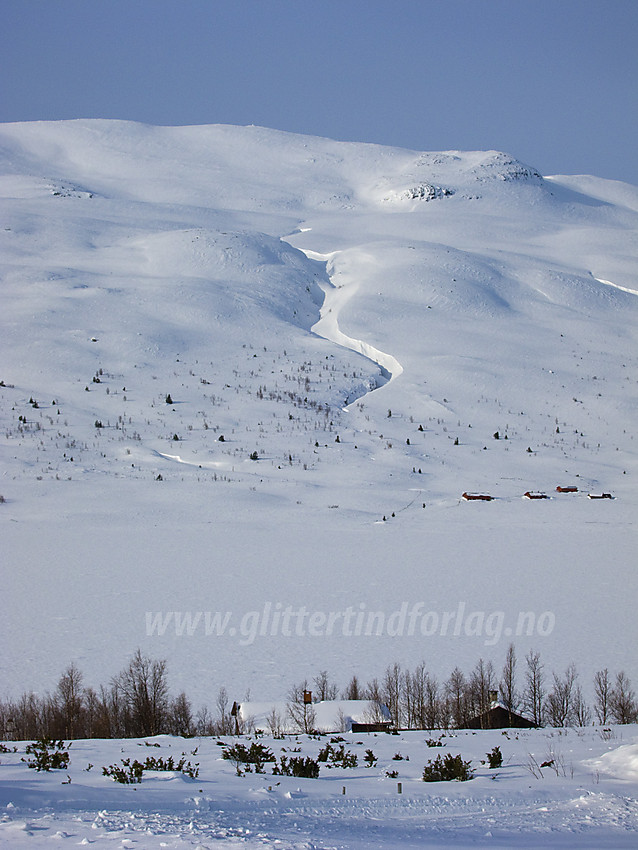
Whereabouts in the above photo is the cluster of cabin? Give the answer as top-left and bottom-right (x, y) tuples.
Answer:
(462, 486), (614, 502)
(234, 698), (393, 735)
(233, 691), (535, 733)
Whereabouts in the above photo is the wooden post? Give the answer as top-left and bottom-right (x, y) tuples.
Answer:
(397, 782), (402, 794)
(302, 691), (313, 734)
(342, 785), (346, 795)
(231, 701), (240, 736)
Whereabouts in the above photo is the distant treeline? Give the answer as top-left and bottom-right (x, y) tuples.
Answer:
(1, 646), (636, 741)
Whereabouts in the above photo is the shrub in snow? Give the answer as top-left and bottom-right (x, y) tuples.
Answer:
(222, 742), (275, 774)
(317, 742), (357, 768)
(274, 755), (320, 778)
(364, 748), (377, 767)
(23, 737), (70, 771)
(142, 754), (199, 778)
(102, 757), (144, 783)
(102, 754), (199, 783)
(487, 746), (503, 768)
(422, 753), (474, 782)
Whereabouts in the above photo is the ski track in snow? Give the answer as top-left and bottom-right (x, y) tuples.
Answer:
(290, 242), (404, 410)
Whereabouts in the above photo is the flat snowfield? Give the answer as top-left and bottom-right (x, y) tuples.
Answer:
(1, 727), (638, 848)
(0, 121), (636, 712)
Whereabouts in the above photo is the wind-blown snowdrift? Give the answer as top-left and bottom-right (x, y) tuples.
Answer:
(0, 121), (636, 727)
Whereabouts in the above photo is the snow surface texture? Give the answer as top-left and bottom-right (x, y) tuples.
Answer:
(1, 727), (638, 849)
(1, 120), (637, 713)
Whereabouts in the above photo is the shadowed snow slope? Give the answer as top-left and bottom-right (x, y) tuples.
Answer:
(1, 121), (637, 722)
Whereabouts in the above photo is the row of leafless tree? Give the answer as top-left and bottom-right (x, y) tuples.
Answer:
(297, 647), (636, 730)
(0, 651), (193, 741)
(1, 646), (636, 740)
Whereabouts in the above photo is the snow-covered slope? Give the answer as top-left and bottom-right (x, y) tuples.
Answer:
(1, 120), (637, 710)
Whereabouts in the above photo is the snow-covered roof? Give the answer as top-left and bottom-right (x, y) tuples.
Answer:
(238, 699), (391, 733)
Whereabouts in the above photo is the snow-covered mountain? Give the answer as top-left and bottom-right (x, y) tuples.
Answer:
(1, 120), (637, 708)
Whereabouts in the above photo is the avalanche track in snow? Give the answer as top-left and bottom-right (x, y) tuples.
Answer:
(292, 244), (403, 410)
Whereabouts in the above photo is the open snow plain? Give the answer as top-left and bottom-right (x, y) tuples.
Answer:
(1, 120), (637, 845)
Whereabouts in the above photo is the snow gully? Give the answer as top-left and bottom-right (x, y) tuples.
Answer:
(287, 242), (403, 409)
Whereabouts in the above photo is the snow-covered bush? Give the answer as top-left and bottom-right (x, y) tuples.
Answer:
(222, 741), (275, 774)
(102, 754), (199, 783)
(102, 757), (144, 783)
(274, 754), (320, 778)
(318, 742), (357, 768)
(422, 753), (474, 782)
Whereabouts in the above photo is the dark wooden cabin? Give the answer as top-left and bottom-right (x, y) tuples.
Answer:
(467, 704), (536, 729)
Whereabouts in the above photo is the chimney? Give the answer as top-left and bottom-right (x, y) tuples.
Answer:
(489, 690), (498, 705)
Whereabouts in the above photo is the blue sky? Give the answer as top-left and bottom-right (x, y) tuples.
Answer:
(2, 0), (637, 184)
